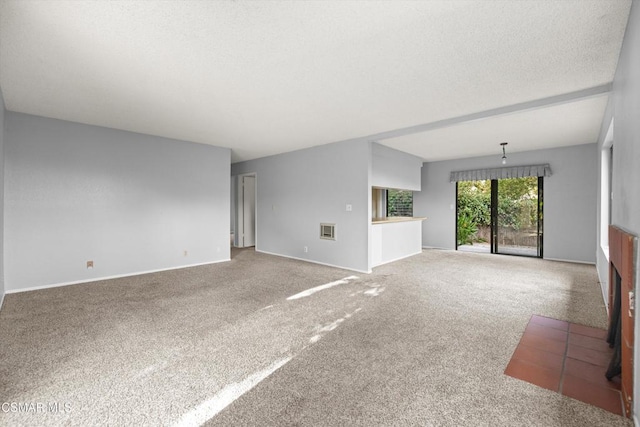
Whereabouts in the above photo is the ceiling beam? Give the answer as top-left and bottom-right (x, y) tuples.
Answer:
(340, 84), (612, 144)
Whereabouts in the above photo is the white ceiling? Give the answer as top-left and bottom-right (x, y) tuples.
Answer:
(381, 94), (611, 162)
(0, 1), (632, 163)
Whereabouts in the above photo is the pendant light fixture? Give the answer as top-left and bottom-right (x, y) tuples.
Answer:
(500, 142), (508, 165)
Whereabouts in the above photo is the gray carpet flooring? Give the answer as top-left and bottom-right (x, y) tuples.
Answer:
(0, 248), (631, 426)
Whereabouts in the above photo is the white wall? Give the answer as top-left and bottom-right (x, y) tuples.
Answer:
(415, 143), (598, 263)
(371, 220), (422, 267)
(371, 142), (422, 191)
(595, 100), (614, 305)
(4, 112), (231, 291)
(0, 87), (5, 309)
(232, 140), (371, 273)
(595, 2), (640, 419)
(230, 177), (236, 235)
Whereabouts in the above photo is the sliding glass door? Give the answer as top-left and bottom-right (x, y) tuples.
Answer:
(457, 176), (543, 258)
(492, 177), (542, 257)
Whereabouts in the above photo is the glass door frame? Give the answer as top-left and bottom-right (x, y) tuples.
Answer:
(456, 176), (543, 258)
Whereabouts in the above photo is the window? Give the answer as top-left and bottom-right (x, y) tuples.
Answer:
(600, 118), (614, 253)
(386, 189), (413, 217)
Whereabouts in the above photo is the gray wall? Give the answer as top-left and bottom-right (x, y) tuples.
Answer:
(595, 2), (640, 419)
(4, 112), (231, 291)
(0, 87), (5, 308)
(371, 142), (422, 191)
(415, 143), (597, 263)
(232, 140), (371, 272)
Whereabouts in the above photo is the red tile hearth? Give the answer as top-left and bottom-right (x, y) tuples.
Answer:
(505, 315), (624, 417)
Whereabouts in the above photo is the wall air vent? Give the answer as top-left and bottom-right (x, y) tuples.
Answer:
(320, 223), (336, 240)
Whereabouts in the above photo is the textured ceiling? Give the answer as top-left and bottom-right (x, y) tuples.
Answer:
(0, 1), (632, 163)
(380, 94), (611, 162)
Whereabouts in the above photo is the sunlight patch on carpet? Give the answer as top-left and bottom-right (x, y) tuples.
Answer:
(172, 357), (292, 427)
(286, 276), (359, 300)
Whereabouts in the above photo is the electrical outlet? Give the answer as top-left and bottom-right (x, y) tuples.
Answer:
(86, 260), (93, 269)
(346, 204), (352, 212)
(304, 246), (308, 253)
(183, 250), (188, 256)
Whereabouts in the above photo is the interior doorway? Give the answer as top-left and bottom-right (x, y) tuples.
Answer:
(236, 173), (256, 248)
(456, 176), (543, 258)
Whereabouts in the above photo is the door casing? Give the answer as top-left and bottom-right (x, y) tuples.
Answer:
(236, 173), (257, 248)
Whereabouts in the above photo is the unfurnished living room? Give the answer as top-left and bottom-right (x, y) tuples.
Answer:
(0, 1), (639, 426)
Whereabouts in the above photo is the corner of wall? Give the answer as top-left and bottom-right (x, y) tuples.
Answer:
(232, 141), (371, 273)
(4, 113), (230, 291)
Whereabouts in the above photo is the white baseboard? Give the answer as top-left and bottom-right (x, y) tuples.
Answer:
(596, 247), (610, 315)
(373, 251), (422, 268)
(0, 290), (4, 312)
(424, 248), (597, 266)
(544, 257), (596, 265)
(5, 259), (231, 294)
(255, 249), (371, 274)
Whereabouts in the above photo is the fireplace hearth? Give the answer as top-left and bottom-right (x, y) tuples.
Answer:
(607, 225), (637, 417)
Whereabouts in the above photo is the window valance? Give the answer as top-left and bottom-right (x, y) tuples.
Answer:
(449, 164), (552, 183)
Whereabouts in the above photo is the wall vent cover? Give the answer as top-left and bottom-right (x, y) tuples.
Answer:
(320, 223), (336, 240)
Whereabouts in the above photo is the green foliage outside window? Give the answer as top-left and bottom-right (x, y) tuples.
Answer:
(457, 181), (491, 226)
(457, 177), (538, 244)
(457, 212), (478, 246)
(387, 189), (413, 217)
